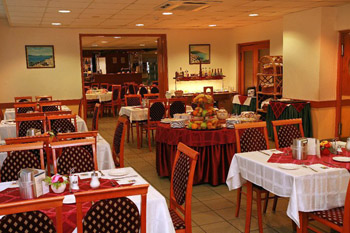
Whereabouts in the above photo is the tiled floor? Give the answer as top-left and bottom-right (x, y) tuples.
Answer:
(88, 116), (332, 233)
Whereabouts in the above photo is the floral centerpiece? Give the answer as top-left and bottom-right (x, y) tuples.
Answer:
(44, 174), (69, 193)
(320, 140), (331, 155)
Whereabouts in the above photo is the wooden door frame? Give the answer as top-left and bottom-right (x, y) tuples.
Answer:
(335, 30), (350, 137)
(79, 34), (168, 121)
(237, 40), (270, 95)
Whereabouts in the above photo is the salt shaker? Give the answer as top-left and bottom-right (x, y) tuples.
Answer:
(90, 171), (100, 189)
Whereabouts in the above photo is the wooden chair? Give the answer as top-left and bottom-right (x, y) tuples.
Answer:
(144, 93), (159, 99)
(140, 99), (167, 151)
(139, 85), (149, 98)
(300, 179), (350, 233)
(15, 115), (47, 137)
(91, 83), (100, 89)
(0, 196), (64, 233)
(125, 82), (138, 94)
(14, 96), (32, 102)
(125, 94), (142, 106)
(152, 81), (158, 86)
(14, 102), (37, 115)
(203, 86), (214, 96)
(16, 112), (45, 118)
(35, 95), (53, 102)
(47, 114), (77, 134)
(112, 116), (128, 167)
(103, 85), (121, 117)
(235, 122), (277, 233)
(78, 98), (83, 117)
(91, 103), (101, 131)
(169, 142), (199, 233)
(150, 85), (159, 93)
(51, 138), (98, 174)
(0, 142), (45, 182)
(75, 184), (149, 233)
(39, 101), (62, 112)
(5, 135), (51, 175)
(168, 98), (187, 118)
(100, 83), (109, 90)
(44, 110), (72, 116)
(272, 118), (304, 149)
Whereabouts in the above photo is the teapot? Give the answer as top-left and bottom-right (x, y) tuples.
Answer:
(217, 108), (228, 120)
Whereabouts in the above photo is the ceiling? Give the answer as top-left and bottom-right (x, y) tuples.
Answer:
(82, 36), (159, 49)
(1, 0), (349, 29)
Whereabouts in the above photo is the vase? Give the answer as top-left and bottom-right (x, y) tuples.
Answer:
(51, 183), (66, 193)
(321, 148), (330, 156)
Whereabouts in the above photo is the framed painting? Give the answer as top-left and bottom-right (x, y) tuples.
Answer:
(189, 44), (210, 64)
(25, 45), (55, 68)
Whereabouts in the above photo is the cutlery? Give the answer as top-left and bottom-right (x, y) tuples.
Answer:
(259, 151), (271, 156)
(301, 164), (318, 172)
(110, 180), (116, 187)
(112, 175), (137, 180)
(99, 170), (105, 176)
(322, 161), (342, 168)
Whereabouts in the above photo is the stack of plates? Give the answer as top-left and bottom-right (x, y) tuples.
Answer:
(226, 118), (241, 129)
(173, 113), (191, 121)
(170, 119), (186, 128)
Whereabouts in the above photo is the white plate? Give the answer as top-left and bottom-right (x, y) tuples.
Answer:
(278, 164), (300, 170)
(333, 156), (350, 162)
(108, 169), (129, 177)
(160, 118), (173, 124)
(63, 194), (76, 204)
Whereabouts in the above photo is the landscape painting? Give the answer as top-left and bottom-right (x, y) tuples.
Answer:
(25, 45), (55, 68)
(189, 44), (210, 64)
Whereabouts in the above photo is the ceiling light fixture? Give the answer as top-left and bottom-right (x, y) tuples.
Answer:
(101, 41), (108, 43)
(136, 24), (144, 27)
(249, 13), (259, 17)
(92, 44), (98, 47)
(162, 12), (173, 15)
(114, 36), (121, 39)
(140, 44), (145, 46)
(58, 10), (71, 13)
(51, 22), (61, 26)
(209, 24), (216, 27)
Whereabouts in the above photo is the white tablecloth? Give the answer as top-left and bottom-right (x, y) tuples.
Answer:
(226, 150), (350, 227)
(0, 116), (88, 140)
(86, 91), (112, 102)
(4, 105), (71, 121)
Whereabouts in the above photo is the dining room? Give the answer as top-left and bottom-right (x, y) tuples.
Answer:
(0, 0), (349, 233)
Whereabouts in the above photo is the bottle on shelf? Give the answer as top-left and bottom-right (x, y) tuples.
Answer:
(204, 67), (208, 77)
(208, 68), (212, 77)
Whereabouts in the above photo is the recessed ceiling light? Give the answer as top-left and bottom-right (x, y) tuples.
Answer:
(101, 41), (108, 43)
(114, 36), (121, 39)
(154, 40), (158, 42)
(51, 22), (61, 26)
(92, 44), (98, 47)
(209, 24), (216, 27)
(136, 23), (144, 27)
(249, 13), (259, 17)
(58, 10), (71, 13)
(140, 44), (145, 46)
(162, 12), (173, 15)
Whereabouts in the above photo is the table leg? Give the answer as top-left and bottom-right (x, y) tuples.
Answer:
(136, 121), (140, 149)
(245, 181), (253, 233)
(297, 211), (308, 233)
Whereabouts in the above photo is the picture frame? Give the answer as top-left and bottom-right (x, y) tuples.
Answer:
(25, 45), (55, 69)
(189, 44), (210, 64)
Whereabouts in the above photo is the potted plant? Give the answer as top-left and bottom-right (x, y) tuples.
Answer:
(44, 174), (68, 193)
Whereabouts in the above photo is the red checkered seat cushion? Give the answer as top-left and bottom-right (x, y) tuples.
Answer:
(169, 209), (185, 230)
(277, 124), (302, 148)
(51, 119), (76, 134)
(17, 107), (34, 113)
(150, 102), (165, 121)
(113, 122), (125, 167)
(240, 128), (267, 152)
(42, 106), (59, 112)
(172, 153), (190, 205)
(313, 207), (344, 226)
(57, 146), (94, 175)
(126, 97), (141, 106)
(18, 120), (44, 137)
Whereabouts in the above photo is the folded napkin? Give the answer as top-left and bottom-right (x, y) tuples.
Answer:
(261, 149), (283, 156)
(0, 181), (18, 192)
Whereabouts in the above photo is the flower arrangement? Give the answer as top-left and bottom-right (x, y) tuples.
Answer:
(320, 140), (332, 155)
(44, 174), (68, 189)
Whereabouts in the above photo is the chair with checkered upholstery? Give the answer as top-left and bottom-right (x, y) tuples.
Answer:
(35, 96), (53, 102)
(112, 116), (127, 167)
(39, 101), (62, 112)
(92, 103), (101, 131)
(14, 96), (33, 102)
(168, 142), (198, 233)
(235, 122), (278, 233)
(103, 85), (121, 117)
(75, 184), (149, 233)
(0, 142), (45, 182)
(139, 85), (148, 98)
(125, 94), (142, 143)
(300, 179), (350, 233)
(150, 85), (159, 94)
(141, 98), (167, 151)
(272, 118), (304, 149)
(0, 196), (64, 233)
(16, 116), (47, 137)
(51, 138), (97, 175)
(47, 114), (77, 134)
(168, 98), (187, 118)
(14, 103), (37, 115)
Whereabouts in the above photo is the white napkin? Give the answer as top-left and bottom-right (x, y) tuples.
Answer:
(0, 181), (17, 192)
(261, 149), (283, 156)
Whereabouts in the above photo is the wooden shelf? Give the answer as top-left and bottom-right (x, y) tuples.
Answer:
(174, 75), (224, 81)
(257, 92), (282, 96)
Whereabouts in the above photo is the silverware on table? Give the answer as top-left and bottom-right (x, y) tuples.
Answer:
(259, 151), (271, 156)
(302, 164), (318, 172)
(99, 170), (105, 176)
(112, 175), (137, 180)
(110, 180), (116, 187)
(322, 161), (342, 168)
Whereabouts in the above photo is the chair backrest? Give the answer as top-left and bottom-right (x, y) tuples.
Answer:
(92, 103), (101, 131)
(139, 86), (148, 98)
(203, 86), (214, 96)
(150, 85), (159, 93)
(35, 96), (53, 102)
(168, 98), (187, 118)
(44, 110), (72, 116)
(127, 83), (138, 94)
(39, 101), (62, 112)
(152, 81), (158, 86)
(147, 99), (167, 123)
(170, 142), (199, 232)
(78, 98), (83, 117)
(14, 102), (37, 115)
(234, 122), (269, 153)
(113, 116), (127, 167)
(84, 86), (90, 94)
(111, 85), (121, 102)
(0, 196), (64, 233)
(75, 184), (149, 233)
(14, 96), (32, 103)
(144, 93), (159, 99)
(100, 83), (109, 90)
(16, 112), (45, 118)
(120, 86), (127, 100)
(272, 118), (304, 149)
(47, 114), (77, 134)
(125, 94), (142, 106)
(15, 116), (47, 137)
(91, 83), (100, 89)
(0, 142), (45, 182)
(51, 138), (97, 174)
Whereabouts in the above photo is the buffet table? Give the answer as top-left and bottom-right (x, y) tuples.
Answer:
(155, 123), (236, 185)
(232, 95), (256, 115)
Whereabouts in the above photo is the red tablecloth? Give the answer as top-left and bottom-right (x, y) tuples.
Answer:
(155, 123), (236, 185)
(0, 178), (122, 233)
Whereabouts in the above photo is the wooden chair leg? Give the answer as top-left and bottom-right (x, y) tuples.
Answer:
(126, 120), (130, 143)
(298, 212), (308, 233)
(235, 187), (242, 217)
(131, 123), (134, 143)
(263, 192), (270, 213)
(147, 129), (152, 152)
(140, 127), (143, 148)
(272, 195), (278, 212)
(256, 192), (264, 233)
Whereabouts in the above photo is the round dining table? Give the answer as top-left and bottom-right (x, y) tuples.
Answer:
(155, 123), (236, 185)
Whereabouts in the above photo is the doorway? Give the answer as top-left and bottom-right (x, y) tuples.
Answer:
(336, 31), (350, 138)
(238, 41), (270, 95)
